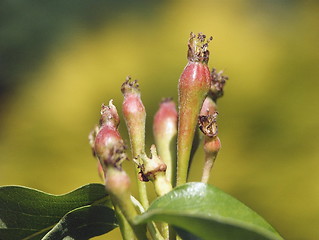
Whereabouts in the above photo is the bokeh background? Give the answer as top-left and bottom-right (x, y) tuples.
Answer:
(1, 0), (318, 239)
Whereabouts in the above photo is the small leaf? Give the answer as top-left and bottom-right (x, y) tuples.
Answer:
(42, 205), (117, 240)
(0, 183), (114, 240)
(134, 182), (284, 240)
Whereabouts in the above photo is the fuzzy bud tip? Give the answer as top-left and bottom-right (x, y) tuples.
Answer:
(121, 76), (140, 96)
(210, 68), (229, 101)
(100, 99), (120, 128)
(187, 32), (213, 64)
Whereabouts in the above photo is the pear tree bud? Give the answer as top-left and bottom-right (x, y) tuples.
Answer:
(177, 32), (212, 186)
(94, 100), (126, 170)
(121, 76), (146, 157)
(121, 76), (149, 209)
(153, 98), (177, 185)
(199, 110), (221, 183)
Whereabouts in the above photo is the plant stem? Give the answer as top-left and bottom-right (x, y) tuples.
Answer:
(131, 196), (164, 240)
(129, 129), (149, 209)
(130, 131), (149, 209)
(155, 135), (177, 187)
(153, 174), (172, 197)
(201, 154), (216, 183)
(113, 204), (135, 240)
(135, 167), (149, 209)
(200, 135), (220, 184)
(111, 195), (148, 240)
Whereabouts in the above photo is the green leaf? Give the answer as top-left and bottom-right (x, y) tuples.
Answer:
(134, 182), (284, 240)
(42, 205), (117, 240)
(0, 183), (115, 240)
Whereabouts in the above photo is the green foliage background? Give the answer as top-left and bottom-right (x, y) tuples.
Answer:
(0, 1), (318, 239)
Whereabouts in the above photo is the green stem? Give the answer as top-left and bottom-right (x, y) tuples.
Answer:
(148, 223), (165, 240)
(176, 147), (190, 186)
(135, 166), (149, 209)
(201, 153), (216, 183)
(153, 174), (172, 197)
(153, 175), (172, 239)
(155, 135), (177, 187)
(201, 136), (220, 184)
(131, 196), (164, 240)
(113, 204), (135, 240)
(130, 115), (149, 209)
(111, 195), (148, 240)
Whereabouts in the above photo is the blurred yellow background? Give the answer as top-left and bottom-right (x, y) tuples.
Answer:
(1, 1), (318, 239)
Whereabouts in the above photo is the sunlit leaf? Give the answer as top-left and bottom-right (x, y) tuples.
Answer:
(134, 182), (283, 240)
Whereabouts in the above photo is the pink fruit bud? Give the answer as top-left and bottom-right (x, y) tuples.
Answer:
(153, 98), (177, 139)
(121, 76), (149, 209)
(94, 126), (125, 167)
(153, 98), (177, 184)
(121, 76), (146, 157)
(94, 101), (126, 170)
(201, 135), (221, 184)
(100, 99), (120, 128)
(200, 96), (217, 116)
(177, 32), (212, 186)
(204, 135), (221, 155)
(199, 109), (221, 183)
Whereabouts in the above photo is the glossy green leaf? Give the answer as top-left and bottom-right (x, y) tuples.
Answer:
(42, 205), (117, 240)
(134, 182), (284, 240)
(0, 183), (114, 240)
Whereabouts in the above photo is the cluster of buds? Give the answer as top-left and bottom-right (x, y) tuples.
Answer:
(121, 78), (173, 196)
(90, 100), (149, 239)
(176, 33), (228, 185)
(88, 32), (228, 239)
